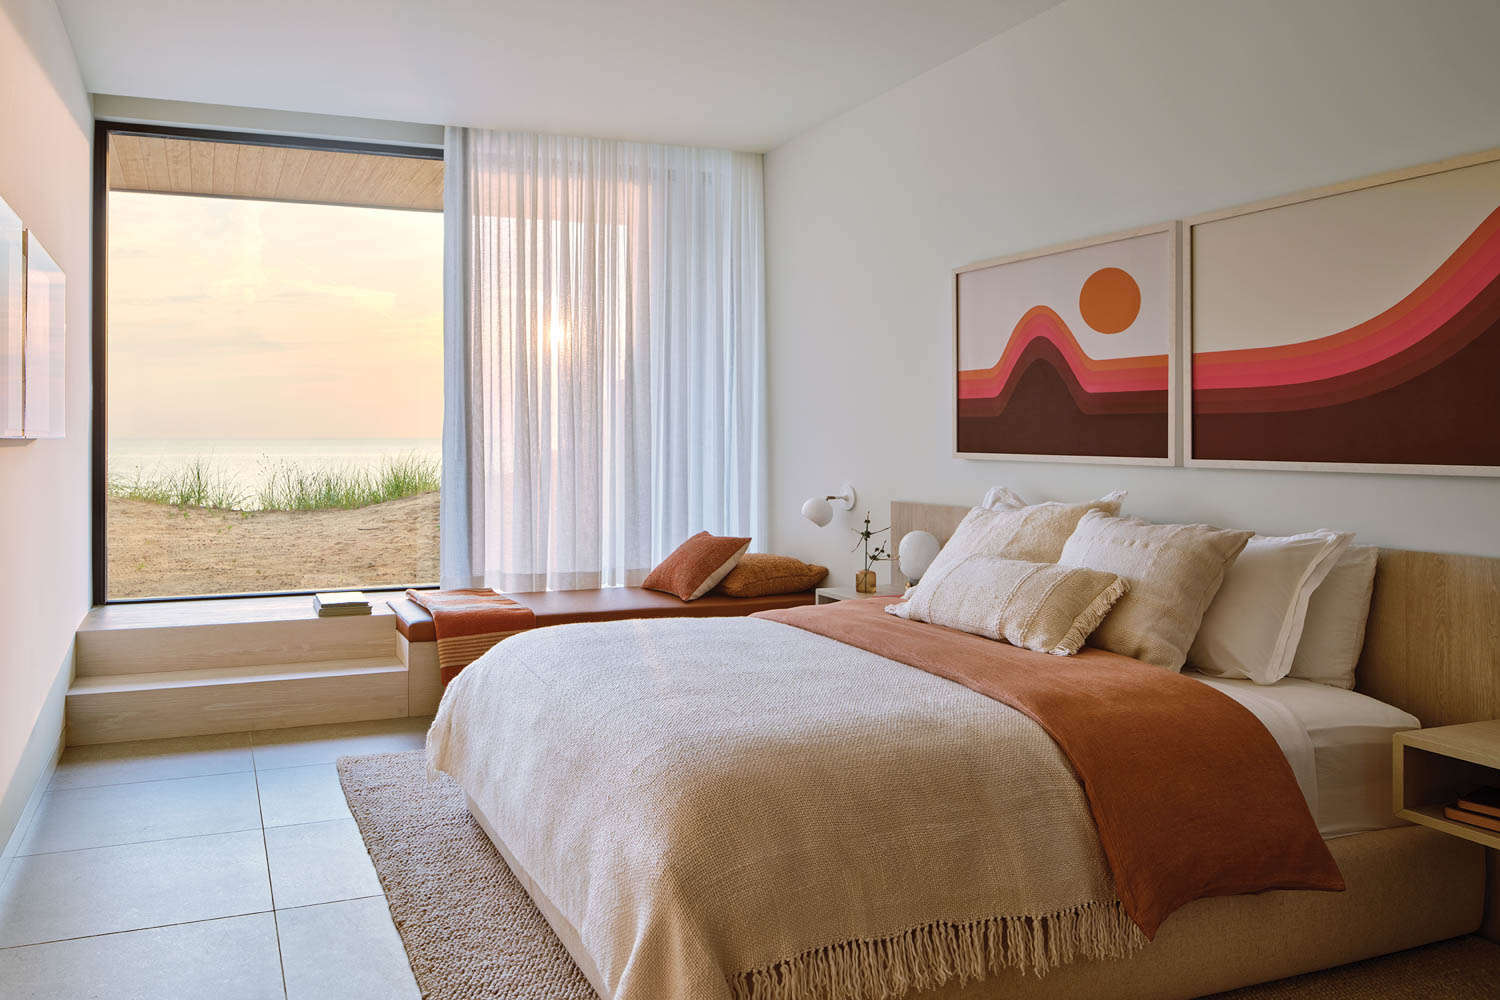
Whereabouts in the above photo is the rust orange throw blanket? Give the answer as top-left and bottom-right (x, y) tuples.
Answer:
(404, 589), (536, 685)
(755, 598), (1343, 937)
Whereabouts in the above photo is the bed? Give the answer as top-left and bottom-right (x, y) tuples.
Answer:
(427, 501), (1497, 1000)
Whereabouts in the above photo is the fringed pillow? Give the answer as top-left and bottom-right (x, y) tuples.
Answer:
(888, 554), (1127, 655)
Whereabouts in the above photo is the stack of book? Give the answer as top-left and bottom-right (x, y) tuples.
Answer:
(1443, 787), (1500, 833)
(313, 591), (372, 617)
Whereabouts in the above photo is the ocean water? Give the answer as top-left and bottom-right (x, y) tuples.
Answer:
(109, 438), (442, 506)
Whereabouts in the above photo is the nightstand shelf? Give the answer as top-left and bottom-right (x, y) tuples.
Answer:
(1393, 720), (1500, 850)
(815, 585), (906, 604)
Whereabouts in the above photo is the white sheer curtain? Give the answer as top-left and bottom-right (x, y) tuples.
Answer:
(441, 128), (766, 591)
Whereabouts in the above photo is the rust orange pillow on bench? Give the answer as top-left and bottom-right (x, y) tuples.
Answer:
(643, 532), (752, 601)
(715, 553), (827, 597)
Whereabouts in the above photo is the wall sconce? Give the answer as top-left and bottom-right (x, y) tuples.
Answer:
(801, 485), (856, 527)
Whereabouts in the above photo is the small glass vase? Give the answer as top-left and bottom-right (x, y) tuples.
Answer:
(854, 570), (877, 594)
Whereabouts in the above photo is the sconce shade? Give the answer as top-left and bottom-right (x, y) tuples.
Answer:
(898, 530), (941, 583)
(801, 496), (833, 527)
(801, 484), (855, 528)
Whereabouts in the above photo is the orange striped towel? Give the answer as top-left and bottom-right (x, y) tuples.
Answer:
(404, 589), (537, 685)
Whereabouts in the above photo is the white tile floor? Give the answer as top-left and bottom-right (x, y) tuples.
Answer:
(0, 716), (431, 1000)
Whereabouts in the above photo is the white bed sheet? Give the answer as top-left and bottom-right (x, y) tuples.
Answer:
(1187, 672), (1419, 838)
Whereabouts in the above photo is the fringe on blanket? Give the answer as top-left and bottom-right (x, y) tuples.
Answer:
(728, 900), (1147, 1000)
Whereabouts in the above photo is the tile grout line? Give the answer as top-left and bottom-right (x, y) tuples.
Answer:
(250, 758), (291, 1000)
(0, 908), (277, 952)
(45, 750), (421, 796)
(0, 893), (389, 953)
(17, 824), (267, 858)
(47, 764), (257, 793)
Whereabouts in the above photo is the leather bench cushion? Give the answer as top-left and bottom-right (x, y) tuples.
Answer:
(390, 587), (817, 643)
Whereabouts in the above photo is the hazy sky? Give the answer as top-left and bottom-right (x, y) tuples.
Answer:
(108, 191), (442, 440)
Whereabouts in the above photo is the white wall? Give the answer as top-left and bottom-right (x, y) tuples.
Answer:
(764, 0), (1500, 580)
(0, 0), (91, 850)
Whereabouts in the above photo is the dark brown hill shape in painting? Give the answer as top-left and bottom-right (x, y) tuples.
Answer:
(1193, 279), (1500, 467)
(958, 337), (1168, 458)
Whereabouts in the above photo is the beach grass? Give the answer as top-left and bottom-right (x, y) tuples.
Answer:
(107, 457), (249, 509)
(256, 453), (440, 510)
(107, 453), (440, 512)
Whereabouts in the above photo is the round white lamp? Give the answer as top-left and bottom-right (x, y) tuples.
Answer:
(897, 530), (940, 586)
(801, 485), (856, 527)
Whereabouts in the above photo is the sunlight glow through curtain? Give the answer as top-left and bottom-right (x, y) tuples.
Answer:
(442, 129), (766, 591)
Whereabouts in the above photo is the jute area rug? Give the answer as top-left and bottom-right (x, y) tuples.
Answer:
(338, 751), (1500, 1000)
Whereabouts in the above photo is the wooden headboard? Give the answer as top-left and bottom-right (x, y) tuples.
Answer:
(891, 500), (1500, 727)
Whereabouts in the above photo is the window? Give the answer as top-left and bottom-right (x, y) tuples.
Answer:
(96, 125), (443, 600)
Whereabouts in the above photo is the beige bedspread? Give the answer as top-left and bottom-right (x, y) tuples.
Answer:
(428, 616), (1145, 1000)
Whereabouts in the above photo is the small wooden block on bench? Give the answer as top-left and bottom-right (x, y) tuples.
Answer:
(394, 587), (817, 713)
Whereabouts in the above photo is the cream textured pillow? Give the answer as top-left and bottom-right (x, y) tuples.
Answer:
(1188, 530), (1353, 685)
(918, 490), (1126, 592)
(1288, 545), (1379, 690)
(888, 554), (1127, 655)
(1058, 511), (1253, 671)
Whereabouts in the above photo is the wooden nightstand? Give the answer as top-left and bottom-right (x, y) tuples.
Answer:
(1394, 721), (1500, 849)
(815, 585), (906, 605)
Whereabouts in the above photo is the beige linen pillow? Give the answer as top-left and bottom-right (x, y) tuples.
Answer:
(1058, 511), (1253, 671)
(1189, 530), (1353, 685)
(917, 490), (1126, 593)
(1288, 545), (1379, 690)
(888, 554), (1127, 655)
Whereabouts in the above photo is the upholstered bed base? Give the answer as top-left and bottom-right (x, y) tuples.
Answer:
(466, 793), (1482, 1000)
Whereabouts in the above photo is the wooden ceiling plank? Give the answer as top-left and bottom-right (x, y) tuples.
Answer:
(211, 143), (240, 196)
(366, 156), (418, 207)
(324, 151), (367, 203)
(140, 136), (172, 191)
(232, 144), (265, 198)
(256, 145), (289, 200)
(189, 140), (214, 192)
(111, 135), (150, 190)
(107, 143), (125, 189)
(275, 147), (313, 201)
(392, 158), (444, 211)
(163, 139), (192, 192)
(413, 164), (445, 212)
(298, 150), (339, 203)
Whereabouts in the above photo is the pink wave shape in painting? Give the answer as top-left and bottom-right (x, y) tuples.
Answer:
(957, 306), (1167, 400)
(1194, 205), (1500, 390)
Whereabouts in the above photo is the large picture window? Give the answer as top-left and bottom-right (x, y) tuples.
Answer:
(96, 125), (443, 600)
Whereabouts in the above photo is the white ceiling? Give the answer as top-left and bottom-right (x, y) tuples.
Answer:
(57, 0), (1062, 152)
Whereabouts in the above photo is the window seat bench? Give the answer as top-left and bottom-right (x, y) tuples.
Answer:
(391, 587), (817, 712)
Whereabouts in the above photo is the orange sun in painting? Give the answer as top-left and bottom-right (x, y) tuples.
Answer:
(1078, 267), (1141, 334)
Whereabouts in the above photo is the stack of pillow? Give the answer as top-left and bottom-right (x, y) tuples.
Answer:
(642, 531), (828, 601)
(890, 488), (1377, 688)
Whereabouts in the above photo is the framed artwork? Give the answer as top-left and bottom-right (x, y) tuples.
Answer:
(954, 222), (1177, 465)
(1186, 147), (1500, 476)
(23, 229), (65, 439)
(1, 197), (21, 438)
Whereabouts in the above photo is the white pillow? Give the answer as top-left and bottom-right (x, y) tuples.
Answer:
(1288, 545), (1379, 690)
(981, 486), (1127, 512)
(1189, 530), (1353, 685)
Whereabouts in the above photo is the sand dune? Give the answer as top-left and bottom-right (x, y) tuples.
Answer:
(107, 491), (439, 599)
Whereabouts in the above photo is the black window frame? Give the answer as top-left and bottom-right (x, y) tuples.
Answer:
(91, 120), (444, 604)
